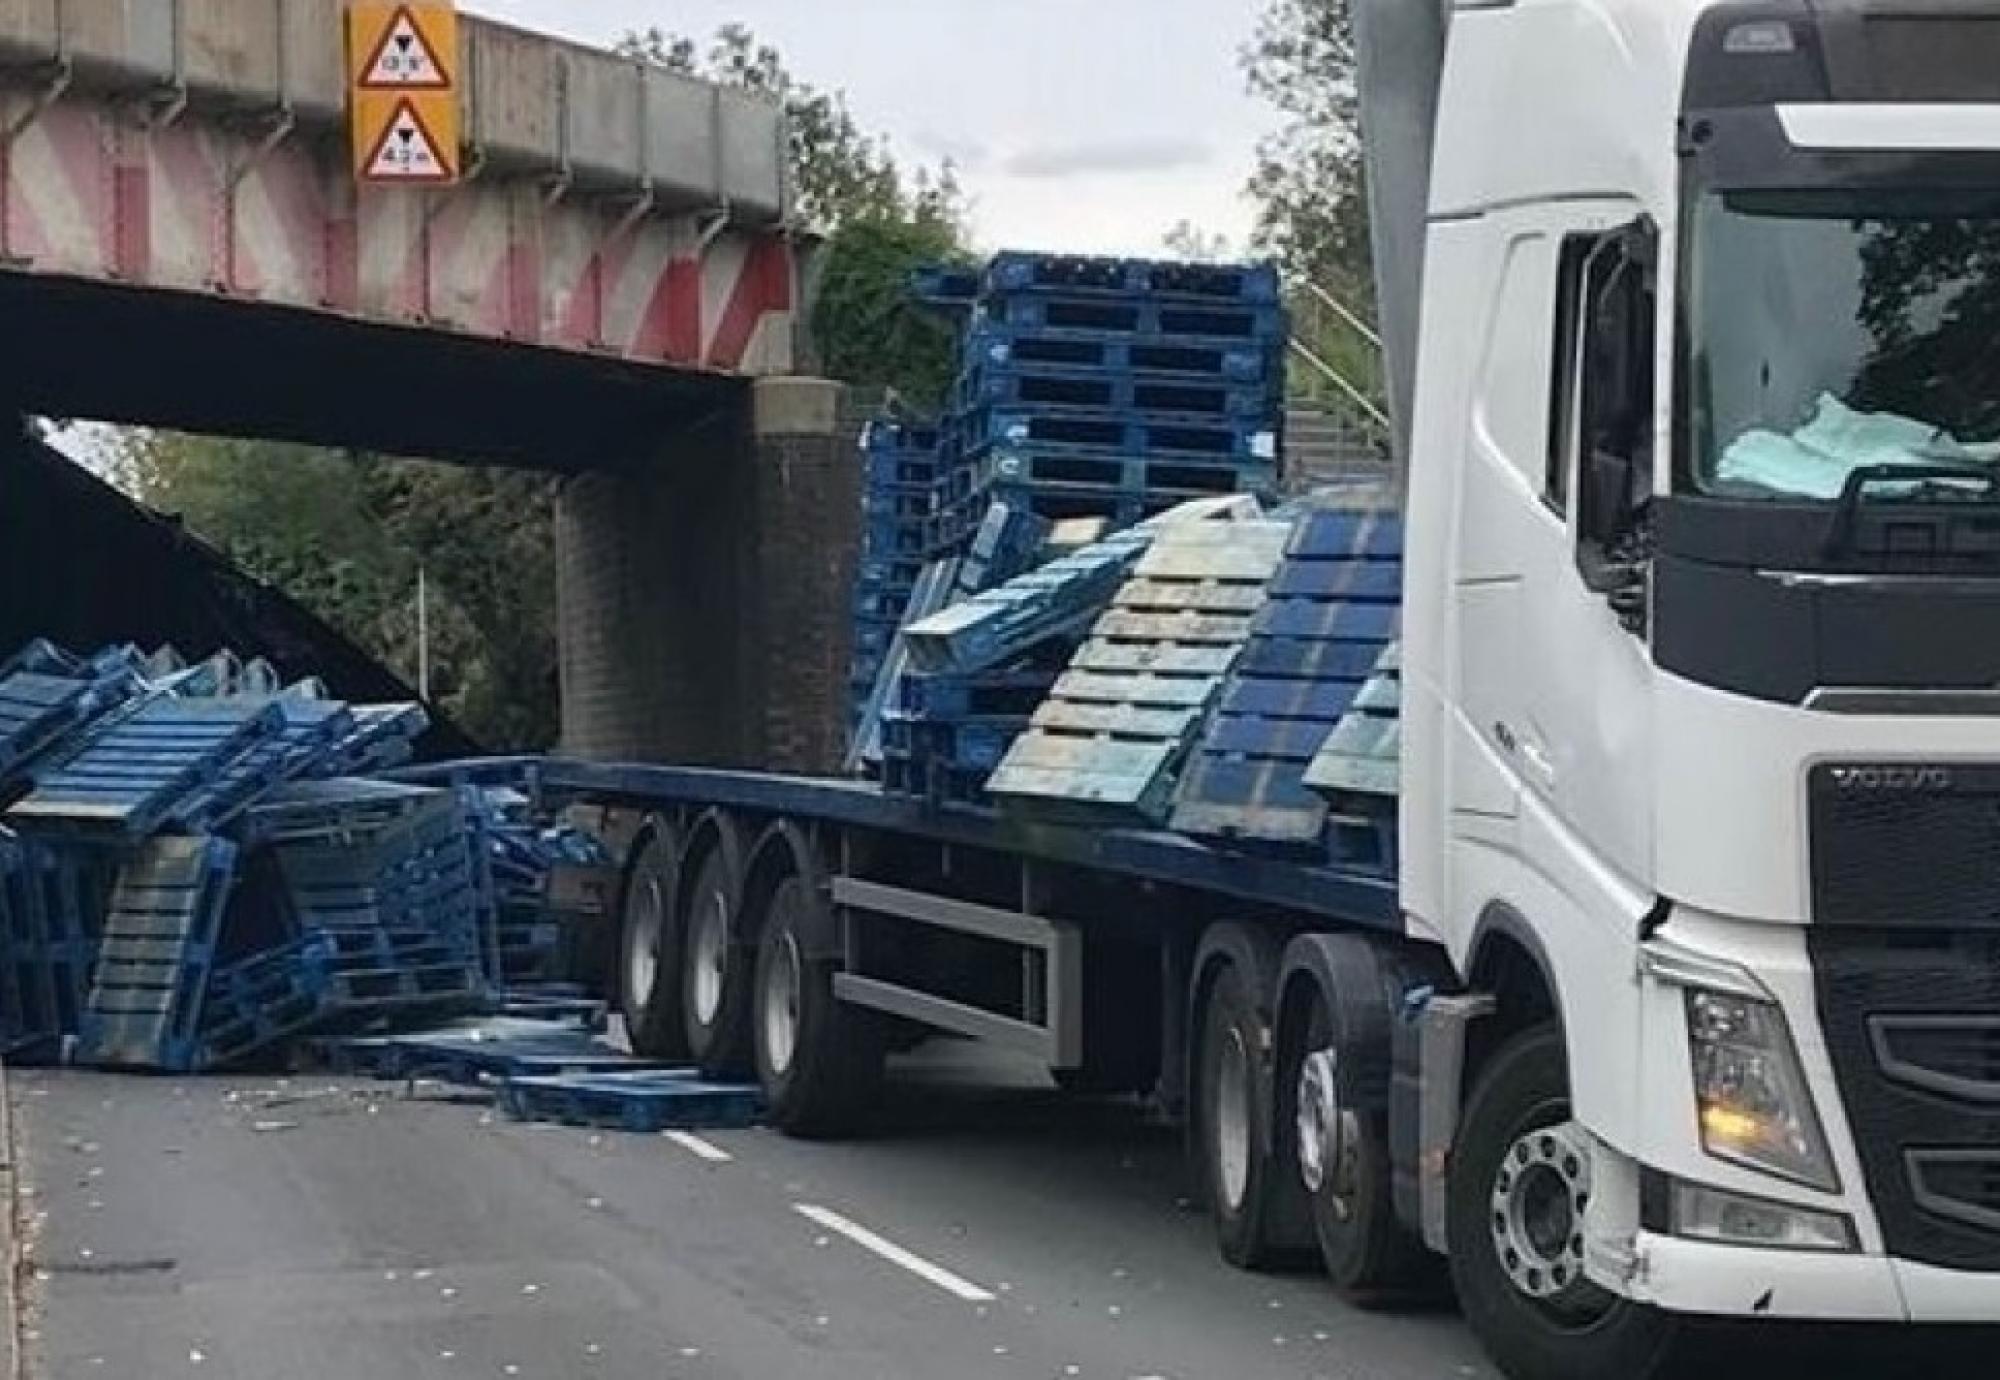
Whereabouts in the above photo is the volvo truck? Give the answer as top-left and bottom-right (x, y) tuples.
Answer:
(485, 2), (2000, 1375)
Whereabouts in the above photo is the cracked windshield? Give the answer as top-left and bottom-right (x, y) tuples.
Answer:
(1, 3), (1998, 1380)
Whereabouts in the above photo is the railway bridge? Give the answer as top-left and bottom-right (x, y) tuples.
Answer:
(0, 0), (855, 770)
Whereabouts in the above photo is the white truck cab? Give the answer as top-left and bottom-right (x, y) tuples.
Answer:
(1374, 0), (2000, 1372)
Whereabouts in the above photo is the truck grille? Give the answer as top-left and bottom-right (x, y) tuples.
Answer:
(1870, 1016), (2000, 1103)
(1811, 928), (2000, 1270)
(1909, 1151), (2000, 1235)
(1809, 763), (2000, 926)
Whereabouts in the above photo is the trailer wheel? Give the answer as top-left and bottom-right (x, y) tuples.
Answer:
(681, 829), (752, 1078)
(1289, 985), (1437, 1299)
(1197, 962), (1285, 1269)
(617, 826), (687, 1061)
(752, 873), (883, 1138)
(1449, 1026), (1683, 1380)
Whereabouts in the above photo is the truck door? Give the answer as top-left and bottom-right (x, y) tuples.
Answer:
(1451, 204), (1657, 891)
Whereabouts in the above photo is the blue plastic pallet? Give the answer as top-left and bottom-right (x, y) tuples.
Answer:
(960, 450), (1276, 508)
(76, 836), (239, 1072)
(879, 752), (994, 810)
(908, 262), (982, 308)
(966, 325), (1273, 383)
(0, 653), (142, 792)
(965, 406), (1277, 464)
(499, 1068), (763, 1133)
(984, 252), (1283, 305)
(238, 776), (447, 843)
(977, 294), (1286, 344)
(199, 932), (489, 1070)
(959, 363), (1279, 420)
(1171, 509), (1403, 851)
(881, 715), (1027, 775)
(315, 703), (430, 777)
(8, 696), (289, 836)
(0, 838), (112, 1062)
(323, 1021), (655, 1086)
(901, 527), (1155, 677)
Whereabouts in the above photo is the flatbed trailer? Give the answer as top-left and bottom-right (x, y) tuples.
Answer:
(419, 756), (1415, 1136)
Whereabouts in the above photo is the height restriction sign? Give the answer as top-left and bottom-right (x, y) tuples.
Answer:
(348, 2), (461, 184)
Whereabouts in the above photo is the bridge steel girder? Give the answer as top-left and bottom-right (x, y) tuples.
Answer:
(0, 74), (796, 381)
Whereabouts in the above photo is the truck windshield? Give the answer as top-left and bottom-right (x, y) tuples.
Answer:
(1684, 188), (2000, 502)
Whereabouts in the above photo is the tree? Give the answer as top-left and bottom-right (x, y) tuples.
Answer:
(110, 431), (561, 751)
(1242, 0), (1373, 305)
(812, 217), (968, 409)
(1163, 221), (1235, 263)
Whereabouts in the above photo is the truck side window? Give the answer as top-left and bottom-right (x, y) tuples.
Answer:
(1547, 226), (1658, 526)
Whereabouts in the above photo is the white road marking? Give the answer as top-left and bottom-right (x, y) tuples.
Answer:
(793, 1204), (996, 1303)
(663, 1131), (733, 1163)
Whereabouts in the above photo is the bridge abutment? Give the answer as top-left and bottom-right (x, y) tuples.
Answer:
(555, 378), (858, 774)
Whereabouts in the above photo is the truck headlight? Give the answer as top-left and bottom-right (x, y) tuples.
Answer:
(1686, 989), (1838, 1193)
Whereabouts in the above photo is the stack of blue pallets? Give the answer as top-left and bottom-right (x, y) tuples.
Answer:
(0, 837), (113, 1061)
(930, 251), (1287, 554)
(856, 252), (1290, 778)
(0, 637), (520, 1072)
(1170, 508), (1404, 857)
(878, 522), (1162, 809)
(464, 789), (613, 986)
(849, 416), (945, 725)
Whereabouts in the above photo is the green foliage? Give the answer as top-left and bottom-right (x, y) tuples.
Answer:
(1242, 0), (1373, 306)
(111, 431), (560, 751)
(1162, 221), (1236, 263)
(812, 218), (971, 410)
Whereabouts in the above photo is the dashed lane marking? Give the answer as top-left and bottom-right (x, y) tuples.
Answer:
(792, 1203), (996, 1303)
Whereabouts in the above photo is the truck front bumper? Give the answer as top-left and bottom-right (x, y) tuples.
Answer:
(1630, 1232), (2000, 1322)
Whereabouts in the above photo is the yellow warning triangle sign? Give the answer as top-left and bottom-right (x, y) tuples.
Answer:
(360, 6), (451, 89)
(363, 99), (453, 182)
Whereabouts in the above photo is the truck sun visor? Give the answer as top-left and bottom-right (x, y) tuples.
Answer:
(1686, 1), (2000, 111)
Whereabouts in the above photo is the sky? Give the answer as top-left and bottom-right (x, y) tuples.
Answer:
(464, 1), (1272, 257)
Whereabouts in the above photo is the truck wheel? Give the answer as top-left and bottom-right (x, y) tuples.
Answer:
(752, 873), (883, 1137)
(1197, 963), (1284, 1269)
(617, 828), (687, 1061)
(1449, 1026), (1683, 1380)
(1291, 987), (1437, 1299)
(681, 838), (753, 1078)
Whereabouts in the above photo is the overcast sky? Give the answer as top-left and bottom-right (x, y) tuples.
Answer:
(464, 1), (1271, 256)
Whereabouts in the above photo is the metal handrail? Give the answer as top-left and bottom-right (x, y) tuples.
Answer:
(1292, 277), (1383, 350)
(1289, 339), (1391, 430)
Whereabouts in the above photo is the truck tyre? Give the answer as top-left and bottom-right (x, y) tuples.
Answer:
(1449, 1026), (1684, 1380)
(681, 829), (753, 1078)
(752, 872), (884, 1138)
(1290, 984), (1439, 1300)
(1197, 962), (1288, 1269)
(617, 825), (688, 1061)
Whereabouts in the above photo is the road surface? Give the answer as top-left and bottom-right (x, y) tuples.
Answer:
(4, 1047), (1994, 1380)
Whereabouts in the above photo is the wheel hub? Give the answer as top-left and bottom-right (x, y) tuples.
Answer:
(1296, 1047), (1359, 1215)
(1489, 1121), (1594, 1303)
(690, 890), (730, 1025)
(762, 929), (803, 1076)
(623, 873), (665, 1008)
(1214, 1026), (1253, 1211)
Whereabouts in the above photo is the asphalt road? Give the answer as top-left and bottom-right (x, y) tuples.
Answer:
(5, 1047), (1996, 1380)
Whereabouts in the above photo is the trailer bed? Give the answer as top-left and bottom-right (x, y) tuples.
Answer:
(411, 756), (1401, 932)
